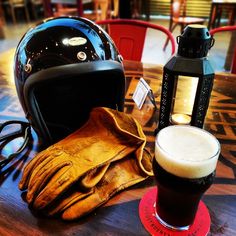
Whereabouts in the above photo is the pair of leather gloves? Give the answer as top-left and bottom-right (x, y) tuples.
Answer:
(19, 107), (153, 220)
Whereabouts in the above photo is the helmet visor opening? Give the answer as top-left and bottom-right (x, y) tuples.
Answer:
(24, 61), (125, 145)
(34, 75), (122, 142)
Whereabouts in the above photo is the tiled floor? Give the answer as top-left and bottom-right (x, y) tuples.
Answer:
(0, 16), (229, 72)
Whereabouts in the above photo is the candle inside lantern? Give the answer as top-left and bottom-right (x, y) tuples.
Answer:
(171, 113), (191, 125)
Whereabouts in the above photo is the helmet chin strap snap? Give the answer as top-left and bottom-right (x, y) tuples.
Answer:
(24, 64), (32, 73)
(77, 51), (87, 61)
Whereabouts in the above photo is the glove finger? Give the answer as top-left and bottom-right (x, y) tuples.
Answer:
(80, 164), (110, 190)
(32, 164), (78, 210)
(135, 144), (154, 177)
(50, 164), (111, 216)
(62, 190), (103, 220)
(62, 157), (147, 220)
(104, 108), (144, 139)
(46, 188), (93, 216)
(19, 150), (51, 190)
(89, 108), (144, 146)
(26, 160), (72, 204)
(26, 155), (56, 189)
(26, 149), (68, 189)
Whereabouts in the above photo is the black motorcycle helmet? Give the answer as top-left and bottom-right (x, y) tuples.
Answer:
(14, 16), (126, 146)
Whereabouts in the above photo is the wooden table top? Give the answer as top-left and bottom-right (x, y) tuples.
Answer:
(0, 49), (236, 235)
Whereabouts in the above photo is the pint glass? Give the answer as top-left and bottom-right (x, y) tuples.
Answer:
(154, 125), (220, 231)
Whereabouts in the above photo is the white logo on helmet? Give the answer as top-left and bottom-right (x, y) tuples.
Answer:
(62, 37), (87, 46)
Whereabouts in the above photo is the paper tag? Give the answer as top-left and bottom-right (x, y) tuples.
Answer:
(132, 78), (151, 109)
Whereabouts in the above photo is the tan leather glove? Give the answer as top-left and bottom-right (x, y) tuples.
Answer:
(19, 107), (153, 211)
(45, 150), (152, 220)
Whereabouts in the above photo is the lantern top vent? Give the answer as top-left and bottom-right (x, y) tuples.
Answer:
(177, 24), (214, 58)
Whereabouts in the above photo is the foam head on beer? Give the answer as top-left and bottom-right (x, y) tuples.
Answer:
(155, 125), (220, 179)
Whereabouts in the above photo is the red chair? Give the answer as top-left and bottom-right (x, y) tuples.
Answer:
(96, 19), (176, 61)
(164, 0), (205, 50)
(210, 25), (236, 74)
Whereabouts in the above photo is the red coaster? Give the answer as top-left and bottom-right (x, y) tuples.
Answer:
(139, 187), (211, 236)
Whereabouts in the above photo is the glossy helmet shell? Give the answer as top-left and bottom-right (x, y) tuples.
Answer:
(14, 16), (125, 146)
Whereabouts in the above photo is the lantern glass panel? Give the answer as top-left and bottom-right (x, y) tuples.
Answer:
(170, 75), (199, 125)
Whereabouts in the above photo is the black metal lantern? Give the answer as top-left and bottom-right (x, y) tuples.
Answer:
(157, 24), (215, 131)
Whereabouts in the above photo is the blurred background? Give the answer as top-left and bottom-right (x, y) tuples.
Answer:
(0, 0), (235, 72)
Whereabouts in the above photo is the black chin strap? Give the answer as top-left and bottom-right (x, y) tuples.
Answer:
(0, 120), (32, 168)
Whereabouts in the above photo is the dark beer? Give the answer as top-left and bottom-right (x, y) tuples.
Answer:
(154, 125), (220, 230)
(153, 159), (215, 227)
